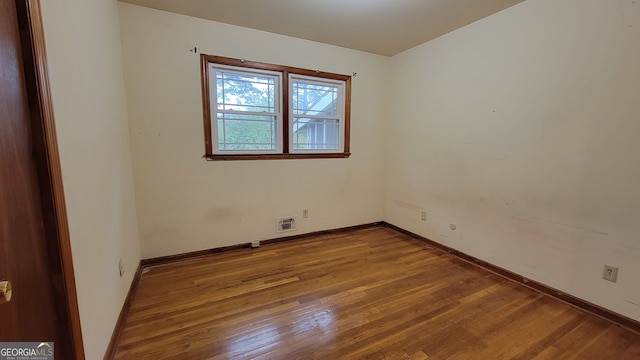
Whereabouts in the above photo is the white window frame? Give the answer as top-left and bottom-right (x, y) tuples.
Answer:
(209, 64), (283, 155)
(288, 74), (346, 154)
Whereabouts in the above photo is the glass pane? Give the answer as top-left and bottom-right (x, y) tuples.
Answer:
(292, 80), (338, 117)
(216, 71), (276, 113)
(292, 117), (340, 150)
(217, 113), (277, 151)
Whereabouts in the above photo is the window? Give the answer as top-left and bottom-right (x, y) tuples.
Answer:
(201, 55), (351, 160)
(213, 66), (282, 154)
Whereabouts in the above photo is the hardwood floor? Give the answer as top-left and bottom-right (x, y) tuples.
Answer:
(114, 227), (640, 359)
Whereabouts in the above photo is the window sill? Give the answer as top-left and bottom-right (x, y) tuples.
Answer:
(204, 153), (351, 161)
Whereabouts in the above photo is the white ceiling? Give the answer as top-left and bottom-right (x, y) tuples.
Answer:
(119, 0), (525, 56)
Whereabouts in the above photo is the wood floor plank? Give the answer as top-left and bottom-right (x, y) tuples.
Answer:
(114, 227), (640, 359)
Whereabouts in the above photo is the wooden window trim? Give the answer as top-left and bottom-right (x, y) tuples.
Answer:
(201, 55), (351, 160)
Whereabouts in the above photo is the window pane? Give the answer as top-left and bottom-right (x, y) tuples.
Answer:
(217, 113), (277, 150)
(217, 71), (276, 113)
(292, 80), (338, 117)
(204, 57), (350, 157)
(292, 117), (340, 150)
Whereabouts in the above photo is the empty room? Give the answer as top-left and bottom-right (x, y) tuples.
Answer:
(2, 0), (639, 359)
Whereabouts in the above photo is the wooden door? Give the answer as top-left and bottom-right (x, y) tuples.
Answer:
(0, 0), (83, 358)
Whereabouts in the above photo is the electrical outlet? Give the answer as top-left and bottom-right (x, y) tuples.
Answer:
(421, 211), (427, 221)
(118, 258), (124, 277)
(303, 209), (309, 218)
(602, 265), (619, 283)
(251, 240), (260, 248)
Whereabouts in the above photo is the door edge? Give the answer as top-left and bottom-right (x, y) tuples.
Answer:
(16, 1), (85, 358)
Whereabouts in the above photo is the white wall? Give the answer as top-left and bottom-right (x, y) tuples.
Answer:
(386, 0), (640, 321)
(39, 1), (639, 354)
(118, 3), (388, 259)
(40, 0), (142, 358)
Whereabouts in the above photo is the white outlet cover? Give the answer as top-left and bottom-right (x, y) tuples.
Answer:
(602, 265), (619, 283)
